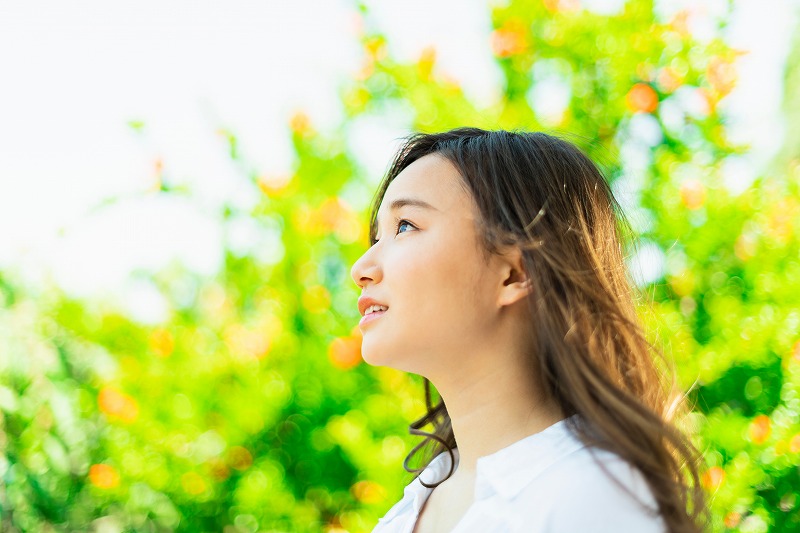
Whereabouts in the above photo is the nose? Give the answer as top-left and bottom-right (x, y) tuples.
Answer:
(350, 247), (381, 289)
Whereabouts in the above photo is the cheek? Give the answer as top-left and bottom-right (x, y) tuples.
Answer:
(390, 239), (490, 329)
(360, 236), (494, 371)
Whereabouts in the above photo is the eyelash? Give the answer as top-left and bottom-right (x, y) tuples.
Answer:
(370, 218), (416, 246)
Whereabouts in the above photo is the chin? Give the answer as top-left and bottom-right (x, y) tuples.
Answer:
(360, 336), (408, 371)
(359, 344), (392, 368)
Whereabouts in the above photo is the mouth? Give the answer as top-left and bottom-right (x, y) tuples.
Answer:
(357, 297), (389, 318)
(359, 308), (387, 327)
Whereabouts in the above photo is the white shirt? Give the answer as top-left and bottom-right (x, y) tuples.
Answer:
(372, 415), (666, 533)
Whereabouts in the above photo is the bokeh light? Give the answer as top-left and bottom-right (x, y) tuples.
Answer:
(1, 0), (799, 532)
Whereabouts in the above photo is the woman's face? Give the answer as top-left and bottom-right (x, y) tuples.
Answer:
(350, 154), (508, 377)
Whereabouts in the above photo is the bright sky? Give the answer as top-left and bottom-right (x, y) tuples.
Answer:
(0, 0), (797, 323)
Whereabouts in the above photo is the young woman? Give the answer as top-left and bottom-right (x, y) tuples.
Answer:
(350, 128), (708, 533)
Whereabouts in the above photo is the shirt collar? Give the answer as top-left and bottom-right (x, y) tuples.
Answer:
(474, 414), (585, 501)
(401, 449), (458, 515)
(408, 414), (586, 504)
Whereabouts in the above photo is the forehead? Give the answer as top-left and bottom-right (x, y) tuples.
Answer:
(379, 154), (471, 216)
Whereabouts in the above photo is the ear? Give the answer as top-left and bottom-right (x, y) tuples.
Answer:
(495, 245), (532, 308)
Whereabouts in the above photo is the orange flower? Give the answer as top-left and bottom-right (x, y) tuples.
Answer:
(697, 88), (716, 116)
(351, 480), (387, 504)
(329, 336), (362, 370)
(149, 328), (174, 358)
(734, 233), (757, 261)
(790, 433), (800, 453)
(223, 324), (271, 359)
(543, 0), (580, 12)
(701, 466), (725, 490)
(207, 457), (231, 481)
(765, 199), (797, 243)
(793, 340), (800, 364)
(98, 387), (139, 423)
(625, 83), (659, 113)
(750, 415), (771, 444)
(337, 215), (365, 245)
(724, 511), (741, 528)
(181, 472), (207, 495)
(289, 111), (313, 136)
(490, 20), (528, 58)
(656, 67), (683, 93)
(669, 10), (690, 36)
(300, 197), (358, 239)
(418, 46), (436, 80)
(89, 464), (120, 489)
(707, 56), (737, 96)
(227, 446), (253, 471)
(679, 179), (706, 210)
(318, 198), (346, 231)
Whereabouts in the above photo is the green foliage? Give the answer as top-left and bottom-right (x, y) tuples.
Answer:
(2, 0), (800, 532)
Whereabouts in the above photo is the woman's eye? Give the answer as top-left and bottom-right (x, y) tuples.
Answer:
(396, 219), (415, 235)
(369, 219), (415, 246)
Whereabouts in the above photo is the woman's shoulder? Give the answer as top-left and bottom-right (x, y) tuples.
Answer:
(519, 445), (665, 532)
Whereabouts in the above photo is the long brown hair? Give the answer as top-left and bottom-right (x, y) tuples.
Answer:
(367, 128), (708, 532)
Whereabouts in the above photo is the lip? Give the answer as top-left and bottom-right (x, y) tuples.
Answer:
(357, 296), (389, 317)
(359, 309), (387, 327)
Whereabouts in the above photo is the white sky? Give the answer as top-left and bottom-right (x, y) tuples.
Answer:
(0, 0), (797, 323)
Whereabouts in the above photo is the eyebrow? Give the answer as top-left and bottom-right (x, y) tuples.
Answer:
(374, 197), (439, 233)
(387, 197), (439, 212)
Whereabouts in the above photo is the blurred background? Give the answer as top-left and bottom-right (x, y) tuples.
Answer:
(2, 0), (800, 531)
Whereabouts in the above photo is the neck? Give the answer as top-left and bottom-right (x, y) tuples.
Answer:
(430, 352), (564, 475)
